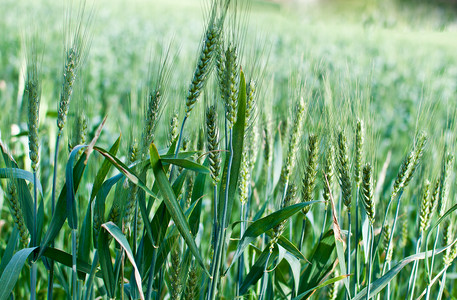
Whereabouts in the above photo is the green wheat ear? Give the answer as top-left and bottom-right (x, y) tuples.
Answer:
(167, 111), (179, 148)
(169, 244), (183, 300)
(419, 179), (431, 233)
(6, 179), (29, 247)
(142, 89), (161, 154)
(360, 163), (375, 224)
(184, 262), (200, 300)
(337, 130), (352, 208)
(57, 46), (82, 133)
(223, 44), (239, 128)
(443, 219), (457, 266)
(206, 105), (221, 186)
(281, 98), (306, 185)
(354, 119), (364, 185)
(322, 140), (334, 208)
(302, 133), (319, 214)
(403, 131), (427, 187)
(391, 150), (415, 200)
(438, 152), (454, 217)
(186, 21), (221, 116)
(383, 223), (393, 263)
(25, 44), (41, 173)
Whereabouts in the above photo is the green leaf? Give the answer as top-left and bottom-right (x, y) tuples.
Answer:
(189, 159), (207, 235)
(0, 168), (43, 196)
(293, 274), (350, 300)
(78, 202), (92, 266)
(0, 228), (19, 275)
(149, 143), (208, 276)
(352, 241), (456, 300)
(231, 202), (320, 269)
(297, 229), (336, 296)
(239, 244), (278, 295)
(283, 249), (301, 295)
(66, 145), (86, 229)
(102, 222), (145, 300)
(0, 144), (34, 238)
(97, 224), (116, 298)
(265, 229), (306, 261)
(39, 152), (87, 258)
(329, 189), (350, 296)
(93, 173), (123, 247)
(161, 158), (209, 174)
(89, 135), (121, 202)
(42, 247), (94, 278)
(0, 247), (38, 300)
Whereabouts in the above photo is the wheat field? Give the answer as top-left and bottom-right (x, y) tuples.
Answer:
(1, 0), (457, 299)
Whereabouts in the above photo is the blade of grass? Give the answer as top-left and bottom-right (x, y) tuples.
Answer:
(0, 247), (38, 300)
(102, 222), (145, 300)
(149, 142), (208, 275)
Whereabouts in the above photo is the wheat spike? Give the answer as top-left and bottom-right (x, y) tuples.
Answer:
(337, 130), (352, 208)
(206, 105), (221, 185)
(360, 163), (375, 224)
(419, 179), (431, 232)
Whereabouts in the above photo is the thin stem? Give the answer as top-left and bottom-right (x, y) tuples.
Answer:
(436, 267), (448, 300)
(212, 184), (218, 251)
(366, 224), (374, 300)
(355, 188), (360, 294)
(31, 263), (37, 300)
(208, 128), (233, 300)
(429, 226), (441, 280)
(51, 132), (61, 215)
(146, 247), (158, 299)
(298, 219), (306, 253)
(346, 210), (351, 300)
(170, 115), (188, 180)
(373, 193), (396, 256)
(71, 229), (78, 300)
(406, 232), (422, 300)
(381, 191), (403, 276)
(386, 260), (391, 300)
(48, 132), (62, 300)
(236, 202), (247, 298)
(31, 171), (37, 300)
(259, 251), (272, 300)
(84, 251), (99, 300)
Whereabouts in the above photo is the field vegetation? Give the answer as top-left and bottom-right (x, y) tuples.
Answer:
(1, 0), (457, 299)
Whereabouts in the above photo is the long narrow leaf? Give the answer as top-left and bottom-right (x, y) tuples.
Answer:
(0, 228), (19, 275)
(149, 143), (208, 276)
(352, 241), (457, 300)
(38, 152), (87, 258)
(0, 168), (43, 196)
(161, 157), (209, 174)
(102, 222), (145, 300)
(66, 145), (86, 229)
(0, 247), (38, 300)
(97, 225), (116, 298)
(89, 135), (121, 202)
(231, 201), (320, 269)
(297, 229), (336, 295)
(239, 244), (278, 295)
(293, 275), (350, 300)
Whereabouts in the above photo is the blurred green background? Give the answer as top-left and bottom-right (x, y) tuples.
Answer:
(1, 0), (457, 167)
